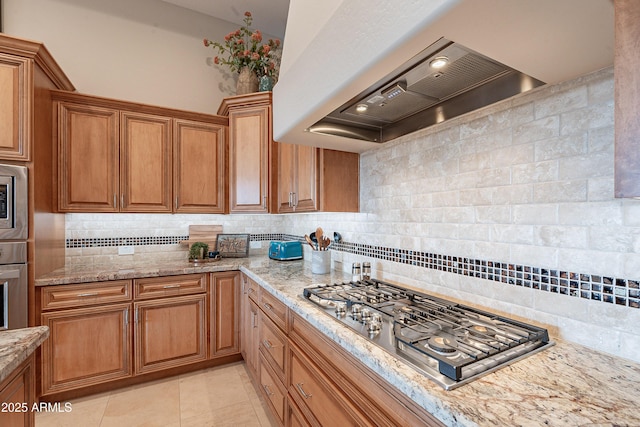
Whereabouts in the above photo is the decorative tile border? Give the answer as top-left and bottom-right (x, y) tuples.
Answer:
(66, 235), (189, 248)
(331, 241), (640, 309)
(66, 234), (640, 309)
(65, 233), (297, 249)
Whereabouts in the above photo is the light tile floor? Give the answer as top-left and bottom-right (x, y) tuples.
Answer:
(35, 362), (275, 427)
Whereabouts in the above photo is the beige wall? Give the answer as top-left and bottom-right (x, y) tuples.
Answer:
(2, 0), (276, 114)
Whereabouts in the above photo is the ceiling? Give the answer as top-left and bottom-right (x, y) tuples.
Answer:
(160, 0), (290, 39)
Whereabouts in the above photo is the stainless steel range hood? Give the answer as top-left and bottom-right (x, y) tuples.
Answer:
(308, 38), (544, 143)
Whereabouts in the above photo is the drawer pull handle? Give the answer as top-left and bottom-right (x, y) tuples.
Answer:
(262, 384), (273, 396)
(247, 288), (255, 294)
(77, 292), (99, 297)
(163, 284), (181, 289)
(296, 383), (312, 399)
(262, 339), (272, 349)
(263, 302), (274, 311)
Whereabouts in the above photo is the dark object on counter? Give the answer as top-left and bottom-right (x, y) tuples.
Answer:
(269, 241), (303, 260)
(208, 251), (220, 259)
(215, 234), (250, 258)
(334, 231), (342, 243)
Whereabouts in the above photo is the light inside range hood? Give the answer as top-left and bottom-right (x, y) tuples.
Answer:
(308, 38), (545, 143)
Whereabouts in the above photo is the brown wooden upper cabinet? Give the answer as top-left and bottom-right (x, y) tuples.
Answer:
(219, 93), (276, 213)
(219, 93), (359, 214)
(278, 142), (318, 212)
(53, 91), (226, 213)
(174, 119), (226, 213)
(0, 54), (30, 161)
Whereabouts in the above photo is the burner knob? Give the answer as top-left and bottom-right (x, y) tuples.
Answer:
(351, 304), (362, 320)
(361, 308), (372, 323)
(371, 313), (382, 324)
(367, 319), (382, 333)
(335, 302), (347, 316)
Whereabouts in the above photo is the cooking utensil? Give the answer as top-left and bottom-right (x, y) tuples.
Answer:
(316, 227), (324, 250)
(304, 235), (316, 250)
(310, 232), (317, 243)
(323, 236), (331, 249)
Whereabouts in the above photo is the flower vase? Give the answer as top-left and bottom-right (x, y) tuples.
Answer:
(236, 67), (259, 95)
(258, 75), (274, 92)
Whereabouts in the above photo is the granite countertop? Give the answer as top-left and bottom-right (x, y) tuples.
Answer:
(0, 326), (49, 383)
(36, 254), (640, 426)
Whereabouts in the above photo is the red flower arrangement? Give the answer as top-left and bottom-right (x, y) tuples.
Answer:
(203, 11), (281, 78)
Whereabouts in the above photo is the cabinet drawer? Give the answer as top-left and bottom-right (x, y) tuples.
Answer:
(260, 353), (286, 425)
(242, 274), (259, 302)
(134, 274), (206, 299)
(40, 280), (132, 310)
(289, 346), (368, 426)
(259, 288), (287, 330)
(259, 311), (287, 381)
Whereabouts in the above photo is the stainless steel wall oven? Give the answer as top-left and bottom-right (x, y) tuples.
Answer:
(0, 164), (28, 330)
(0, 243), (27, 330)
(0, 164), (27, 240)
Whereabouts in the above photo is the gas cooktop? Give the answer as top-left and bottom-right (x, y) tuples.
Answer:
(303, 278), (554, 390)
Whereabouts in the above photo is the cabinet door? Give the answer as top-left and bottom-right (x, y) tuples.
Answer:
(120, 111), (172, 212)
(174, 119), (225, 213)
(0, 54), (29, 161)
(134, 294), (207, 374)
(210, 271), (240, 357)
(320, 149), (359, 212)
(57, 102), (119, 212)
(0, 354), (35, 427)
(229, 105), (271, 213)
(277, 142), (295, 213)
(241, 298), (260, 379)
(41, 303), (131, 395)
(293, 144), (319, 212)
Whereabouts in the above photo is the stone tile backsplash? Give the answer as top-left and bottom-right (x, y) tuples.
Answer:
(64, 66), (640, 363)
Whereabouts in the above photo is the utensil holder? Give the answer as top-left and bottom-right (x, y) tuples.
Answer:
(311, 250), (331, 274)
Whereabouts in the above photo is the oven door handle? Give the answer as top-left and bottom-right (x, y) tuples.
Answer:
(0, 269), (20, 280)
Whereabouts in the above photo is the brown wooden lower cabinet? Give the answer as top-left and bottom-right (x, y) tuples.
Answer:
(134, 293), (207, 374)
(238, 274), (444, 427)
(209, 271), (240, 357)
(40, 302), (132, 394)
(0, 354), (36, 427)
(38, 272), (241, 398)
(240, 275), (260, 379)
(289, 344), (368, 426)
(259, 353), (287, 425)
(288, 313), (445, 427)
(287, 397), (311, 427)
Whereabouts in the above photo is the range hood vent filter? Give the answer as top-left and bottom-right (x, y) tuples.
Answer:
(311, 38), (545, 144)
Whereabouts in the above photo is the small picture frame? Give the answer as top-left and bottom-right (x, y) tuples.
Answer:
(215, 234), (250, 258)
